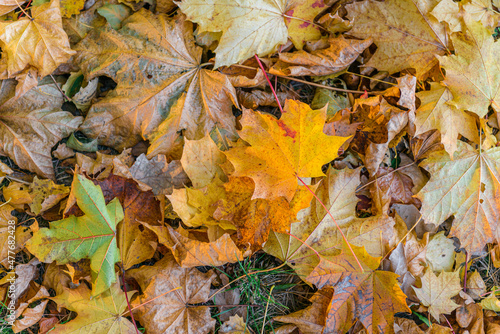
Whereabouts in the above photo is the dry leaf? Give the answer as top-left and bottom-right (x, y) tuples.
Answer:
(346, 0), (449, 78)
(413, 269), (462, 321)
(130, 255), (216, 334)
(225, 99), (347, 201)
(0, 0), (75, 77)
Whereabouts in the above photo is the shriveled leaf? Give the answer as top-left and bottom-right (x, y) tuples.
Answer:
(270, 36), (372, 77)
(26, 174), (123, 296)
(415, 142), (500, 254)
(129, 255), (216, 334)
(28, 177), (69, 215)
(413, 269), (462, 320)
(50, 278), (136, 333)
(146, 224), (243, 267)
(225, 99), (347, 201)
(346, 0), (449, 78)
(0, 0), (75, 77)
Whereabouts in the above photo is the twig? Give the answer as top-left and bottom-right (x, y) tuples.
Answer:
(254, 55), (283, 113)
(120, 267), (140, 334)
(49, 74), (71, 102)
(233, 63), (385, 95)
(260, 285), (275, 334)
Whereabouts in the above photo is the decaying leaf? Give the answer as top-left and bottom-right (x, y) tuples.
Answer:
(129, 255), (216, 334)
(346, 0), (449, 78)
(77, 11), (239, 157)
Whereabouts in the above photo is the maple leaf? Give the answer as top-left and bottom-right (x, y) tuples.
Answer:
(0, 79), (82, 179)
(415, 82), (478, 157)
(0, 0), (75, 77)
(76, 11), (239, 157)
(177, 0), (327, 68)
(270, 36), (372, 77)
(181, 136), (228, 189)
(129, 255), (216, 334)
(264, 167), (402, 280)
(225, 99), (347, 201)
(0, 0), (25, 17)
(413, 269), (462, 321)
(65, 174), (163, 270)
(26, 174), (123, 296)
(346, 0), (450, 78)
(306, 243), (410, 333)
(415, 142), (500, 254)
(438, 19), (500, 116)
(50, 277), (136, 333)
(146, 224), (244, 267)
(274, 289), (332, 333)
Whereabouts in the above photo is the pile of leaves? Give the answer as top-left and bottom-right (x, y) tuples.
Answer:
(2, 0), (500, 332)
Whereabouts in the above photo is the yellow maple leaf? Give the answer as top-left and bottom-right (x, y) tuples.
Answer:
(0, 0), (75, 77)
(225, 99), (348, 201)
(439, 18), (500, 117)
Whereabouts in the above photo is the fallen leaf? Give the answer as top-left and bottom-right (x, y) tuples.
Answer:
(0, 0), (75, 77)
(76, 11), (239, 157)
(129, 255), (216, 334)
(415, 82), (478, 157)
(177, 0), (328, 67)
(439, 18), (500, 116)
(269, 36), (372, 77)
(181, 136), (227, 188)
(65, 173), (162, 270)
(413, 268), (462, 321)
(425, 231), (455, 272)
(415, 142), (500, 254)
(306, 243), (410, 333)
(12, 286), (50, 333)
(129, 154), (188, 196)
(225, 99), (347, 201)
(146, 224), (244, 267)
(0, 79), (82, 179)
(274, 289), (332, 334)
(26, 174), (123, 296)
(50, 277), (136, 333)
(28, 177), (69, 215)
(220, 315), (251, 334)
